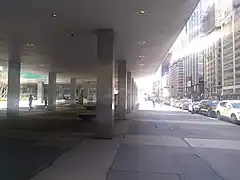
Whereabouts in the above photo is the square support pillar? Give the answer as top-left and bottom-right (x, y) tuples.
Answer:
(116, 60), (127, 120)
(127, 72), (132, 113)
(7, 60), (21, 117)
(37, 82), (44, 103)
(132, 78), (135, 110)
(47, 72), (57, 110)
(96, 29), (115, 138)
(135, 83), (138, 105)
(70, 78), (77, 107)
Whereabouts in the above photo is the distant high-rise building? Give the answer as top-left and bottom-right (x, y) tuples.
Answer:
(215, 0), (233, 27)
(169, 59), (183, 98)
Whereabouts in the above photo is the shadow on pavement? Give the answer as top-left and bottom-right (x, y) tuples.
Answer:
(1, 138), (71, 180)
(0, 110), (98, 180)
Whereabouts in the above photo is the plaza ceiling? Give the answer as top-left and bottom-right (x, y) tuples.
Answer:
(0, 0), (199, 80)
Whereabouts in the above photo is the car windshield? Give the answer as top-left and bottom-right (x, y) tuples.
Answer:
(200, 100), (208, 104)
(232, 103), (240, 108)
(209, 101), (219, 106)
(193, 102), (199, 105)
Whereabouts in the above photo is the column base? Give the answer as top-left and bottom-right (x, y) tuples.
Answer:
(93, 121), (114, 139)
(70, 103), (77, 108)
(127, 109), (132, 113)
(7, 110), (19, 117)
(47, 105), (56, 111)
(115, 107), (126, 120)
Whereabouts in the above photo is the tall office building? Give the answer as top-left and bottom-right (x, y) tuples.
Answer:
(181, 0), (209, 99)
(168, 0), (240, 99)
(169, 59), (183, 98)
(220, 2), (240, 98)
(162, 73), (170, 97)
(203, 39), (222, 98)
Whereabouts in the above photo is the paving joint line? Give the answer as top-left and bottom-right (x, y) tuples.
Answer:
(166, 122), (224, 180)
(108, 169), (179, 176)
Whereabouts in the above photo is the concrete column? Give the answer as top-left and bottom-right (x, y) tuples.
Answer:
(47, 72), (57, 110)
(135, 83), (138, 104)
(132, 78), (135, 110)
(127, 72), (132, 113)
(7, 60), (21, 117)
(37, 82), (44, 103)
(96, 29), (115, 138)
(83, 81), (89, 105)
(132, 80), (136, 109)
(116, 60), (127, 120)
(7, 44), (21, 117)
(70, 78), (77, 107)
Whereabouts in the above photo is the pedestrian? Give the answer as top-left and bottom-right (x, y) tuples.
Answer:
(44, 96), (48, 108)
(152, 98), (155, 108)
(29, 94), (33, 110)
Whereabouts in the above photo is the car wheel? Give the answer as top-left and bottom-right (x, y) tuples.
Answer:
(231, 114), (238, 122)
(207, 110), (212, 117)
(217, 111), (221, 120)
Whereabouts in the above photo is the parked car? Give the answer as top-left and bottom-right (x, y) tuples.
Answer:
(173, 100), (181, 108)
(188, 101), (200, 114)
(216, 100), (240, 122)
(199, 100), (219, 117)
(180, 99), (192, 110)
(164, 99), (171, 106)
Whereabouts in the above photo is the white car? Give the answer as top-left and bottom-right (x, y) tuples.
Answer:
(216, 100), (240, 122)
(188, 101), (200, 113)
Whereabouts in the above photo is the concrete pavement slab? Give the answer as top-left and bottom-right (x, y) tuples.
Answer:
(169, 147), (220, 180)
(185, 138), (240, 151)
(24, 105), (240, 180)
(31, 137), (122, 180)
(128, 121), (177, 136)
(124, 134), (188, 147)
(111, 144), (179, 174)
(194, 148), (240, 180)
(107, 170), (179, 180)
(0, 138), (69, 180)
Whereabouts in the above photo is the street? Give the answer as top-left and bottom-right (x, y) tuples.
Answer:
(2, 105), (240, 180)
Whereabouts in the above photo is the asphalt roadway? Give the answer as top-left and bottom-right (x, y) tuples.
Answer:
(2, 105), (240, 180)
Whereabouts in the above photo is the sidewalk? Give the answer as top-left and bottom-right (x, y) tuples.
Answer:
(30, 106), (225, 180)
(31, 118), (129, 180)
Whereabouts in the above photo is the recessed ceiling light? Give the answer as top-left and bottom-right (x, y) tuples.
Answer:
(138, 41), (147, 45)
(52, 13), (57, 17)
(139, 10), (146, 15)
(138, 56), (145, 59)
(26, 43), (34, 47)
(140, 64), (144, 66)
